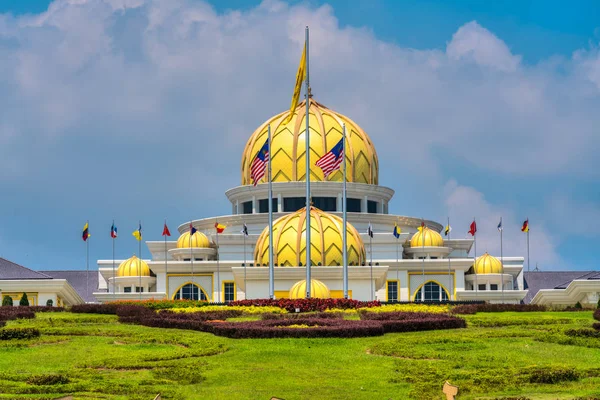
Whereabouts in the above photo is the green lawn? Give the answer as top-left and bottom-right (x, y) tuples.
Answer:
(1, 311), (599, 399)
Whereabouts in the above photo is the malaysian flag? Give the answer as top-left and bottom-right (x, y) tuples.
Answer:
(250, 139), (269, 186)
(315, 138), (344, 178)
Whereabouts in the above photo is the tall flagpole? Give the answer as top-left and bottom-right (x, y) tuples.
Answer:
(500, 217), (504, 303)
(165, 219), (168, 300)
(527, 219), (530, 273)
(447, 217), (452, 301)
(86, 220), (89, 303)
(370, 230), (373, 301)
(138, 220), (142, 300)
(268, 125), (274, 300)
(190, 221), (194, 290)
(342, 123), (348, 299)
(474, 217), (478, 299)
(112, 219), (115, 300)
(395, 221), (399, 302)
(216, 224), (221, 302)
(304, 26), (312, 298)
(421, 220), (425, 302)
(243, 222), (247, 300)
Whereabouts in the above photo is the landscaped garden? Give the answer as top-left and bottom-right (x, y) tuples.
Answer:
(0, 300), (599, 399)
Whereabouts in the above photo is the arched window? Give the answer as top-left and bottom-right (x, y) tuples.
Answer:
(172, 283), (208, 301)
(414, 281), (449, 302)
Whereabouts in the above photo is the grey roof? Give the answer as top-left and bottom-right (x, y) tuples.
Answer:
(523, 271), (595, 303)
(42, 270), (99, 303)
(0, 258), (53, 280)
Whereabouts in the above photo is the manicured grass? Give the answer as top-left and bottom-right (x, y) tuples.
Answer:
(0, 311), (599, 399)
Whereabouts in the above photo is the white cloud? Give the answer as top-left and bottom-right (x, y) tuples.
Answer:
(446, 21), (521, 72)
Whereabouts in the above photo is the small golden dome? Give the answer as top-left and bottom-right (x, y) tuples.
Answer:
(241, 99), (378, 185)
(254, 206), (365, 267)
(472, 252), (504, 274)
(117, 255), (150, 277)
(410, 227), (444, 247)
(289, 279), (330, 299)
(176, 231), (210, 249)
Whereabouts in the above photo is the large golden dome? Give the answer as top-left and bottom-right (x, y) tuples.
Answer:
(117, 255), (150, 277)
(289, 279), (330, 299)
(471, 252), (504, 274)
(410, 227), (444, 247)
(176, 231), (211, 249)
(241, 99), (378, 185)
(254, 206), (365, 267)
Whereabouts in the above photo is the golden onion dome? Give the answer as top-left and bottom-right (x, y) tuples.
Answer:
(289, 279), (330, 299)
(410, 227), (444, 247)
(254, 206), (365, 267)
(472, 252), (504, 274)
(241, 99), (378, 185)
(176, 230), (211, 249)
(116, 255), (150, 277)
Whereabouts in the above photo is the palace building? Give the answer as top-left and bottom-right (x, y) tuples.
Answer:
(93, 98), (529, 304)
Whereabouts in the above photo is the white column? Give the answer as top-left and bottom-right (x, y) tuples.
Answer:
(277, 193), (283, 212)
(362, 196), (368, 213)
(337, 192), (342, 212)
(252, 196), (256, 214)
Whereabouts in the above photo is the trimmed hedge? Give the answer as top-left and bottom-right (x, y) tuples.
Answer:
(71, 303), (120, 314)
(452, 304), (547, 315)
(230, 298), (380, 312)
(593, 309), (600, 321)
(118, 306), (466, 338)
(261, 312), (344, 320)
(565, 328), (600, 338)
(27, 374), (69, 385)
(27, 306), (65, 313)
(0, 307), (35, 321)
(0, 328), (40, 340)
(593, 323), (600, 331)
(109, 299), (215, 310)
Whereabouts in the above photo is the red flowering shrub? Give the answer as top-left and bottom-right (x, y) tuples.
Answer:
(0, 307), (35, 321)
(451, 304), (546, 314)
(71, 304), (120, 314)
(230, 298), (379, 312)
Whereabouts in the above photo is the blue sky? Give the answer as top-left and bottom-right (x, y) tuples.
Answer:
(0, 0), (598, 272)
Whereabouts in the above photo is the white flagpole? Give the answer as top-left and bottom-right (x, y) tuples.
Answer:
(370, 225), (373, 301)
(527, 219), (530, 273)
(500, 217), (504, 303)
(304, 26), (311, 299)
(138, 220), (142, 301)
(342, 123), (348, 299)
(86, 220), (89, 303)
(112, 220), (115, 300)
(474, 218), (477, 300)
(243, 222), (247, 300)
(447, 217), (452, 301)
(395, 221), (399, 302)
(165, 219), (168, 300)
(190, 221), (194, 293)
(421, 220), (425, 302)
(216, 224), (221, 302)
(268, 124), (274, 300)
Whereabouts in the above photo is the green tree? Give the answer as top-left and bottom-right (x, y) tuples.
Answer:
(2, 295), (13, 306)
(46, 299), (53, 307)
(19, 293), (29, 306)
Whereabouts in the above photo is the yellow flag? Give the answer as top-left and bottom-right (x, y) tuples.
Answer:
(284, 43), (306, 124)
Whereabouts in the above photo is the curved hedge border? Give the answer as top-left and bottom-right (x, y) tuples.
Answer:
(71, 303), (120, 314)
(117, 307), (466, 338)
(0, 307), (35, 321)
(230, 298), (380, 312)
(452, 304), (546, 315)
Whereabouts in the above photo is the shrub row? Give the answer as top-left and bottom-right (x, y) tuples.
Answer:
(0, 307), (35, 321)
(26, 374), (70, 385)
(261, 312), (344, 320)
(564, 328), (600, 338)
(593, 323), (600, 331)
(158, 309), (244, 321)
(26, 306), (65, 313)
(109, 299), (216, 310)
(0, 328), (40, 340)
(527, 366), (580, 384)
(451, 304), (547, 314)
(593, 309), (600, 321)
(70, 303), (121, 314)
(230, 298), (380, 312)
(118, 307), (465, 338)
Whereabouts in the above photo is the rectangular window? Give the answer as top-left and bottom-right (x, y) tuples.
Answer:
(478, 284), (486, 291)
(490, 284), (498, 291)
(386, 281), (398, 302)
(259, 198), (278, 213)
(135, 287), (144, 293)
(346, 198), (361, 212)
(283, 197), (306, 212)
(313, 197), (337, 212)
(224, 282), (235, 302)
(367, 200), (378, 214)
(124, 287), (132, 293)
(242, 201), (253, 214)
